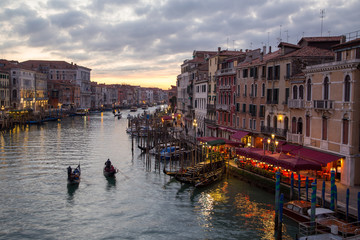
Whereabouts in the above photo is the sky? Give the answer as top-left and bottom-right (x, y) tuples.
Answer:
(0, 0), (359, 90)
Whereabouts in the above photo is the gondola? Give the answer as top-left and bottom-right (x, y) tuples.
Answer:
(103, 165), (118, 177)
(67, 164), (81, 184)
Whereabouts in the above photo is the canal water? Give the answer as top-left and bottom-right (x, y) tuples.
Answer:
(0, 107), (298, 240)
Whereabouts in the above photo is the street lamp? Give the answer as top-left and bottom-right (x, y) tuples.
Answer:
(193, 119), (197, 139)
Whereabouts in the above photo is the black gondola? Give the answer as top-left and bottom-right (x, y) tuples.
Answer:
(67, 164), (81, 184)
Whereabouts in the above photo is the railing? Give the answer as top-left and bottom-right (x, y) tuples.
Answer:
(206, 104), (216, 111)
(219, 85), (231, 90)
(261, 126), (287, 138)
(288, 99), (304, 109)
(313, 100), (334, 110)
(216, 104), (230, 111)
(286, 132), (304, 144)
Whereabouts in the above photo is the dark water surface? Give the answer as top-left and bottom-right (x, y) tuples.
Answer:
(0, 108), (298, 240)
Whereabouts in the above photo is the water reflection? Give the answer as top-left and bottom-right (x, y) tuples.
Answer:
(67, 183), (79, 200)
(105, 176), (116, 190)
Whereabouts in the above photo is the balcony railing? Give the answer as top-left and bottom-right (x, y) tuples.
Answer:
(216, 104), (230, 111)
(286, 132), (304, 145)
(288, 99), (305, 109)
(313, 100), (334, 110)
(207, 104), (216, 112)
(219, 85), (231, 90)
(261, 126), (287, 138)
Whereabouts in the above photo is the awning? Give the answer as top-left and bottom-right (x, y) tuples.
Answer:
(207, 125), (217, 130)
(231, 130), (249, 141)
(208, 139), (226, 146)
(277, 143), (303, 154)
(277, 155), (322, 171)
(197, 137), (217, 142)
(291, 147), (343, 166)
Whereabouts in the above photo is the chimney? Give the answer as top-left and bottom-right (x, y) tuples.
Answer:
(218, 47), (221, 53)
(263, 46), (266, 55)
(260, 52), (263, 62)
(269, 46), (272, 53)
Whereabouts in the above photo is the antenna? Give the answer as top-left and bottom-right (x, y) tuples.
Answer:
(320, 9), (325, 36)
(284, 30), (289, 42)
(279, 25), (282, 42)
(250, 42), (253, 49)
(267, 32), (270, 47)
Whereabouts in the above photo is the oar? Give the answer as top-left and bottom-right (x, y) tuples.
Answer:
(116, 168), (130, 179)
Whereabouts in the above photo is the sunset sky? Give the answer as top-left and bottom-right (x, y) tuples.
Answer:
(0, 0), (358, 90)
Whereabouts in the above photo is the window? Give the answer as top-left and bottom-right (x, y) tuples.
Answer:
(267, 89), (272, 104)
(285, 88), (289, 104)
(237, 117), (240, 127)
(250, 119), (253, 129)
(286, 63), (291, 78)
(273, 116), (277, 129)
(259, 105), (265, 117)
(342, 119), (349, 144)
(262, 66), (266, 78)
(292, 117), (297, 134)
(336, 51), (342, 61)
(324, 77), (329, 100)
(243, 118), (246, 128)
(356, 48), (360, 59)
(237, 85), (240, 96)
(242, 103), (246, 113)
(297, 118), (303, 134)
(243, 69), (248, 78)
(244, 85), (247, 96)
(273, 89), (279, 104)
(344, 75), (351, 102)
(322, 117), (327, 140)
(262, 83), (265, 97)
(274, 65), (280, 80)
(255, 84), (257, 97)
(250, 68), (254, 77)
(307, 79), (312, 101)
(306, 115), (310, 137)
(253, 120), (256, 130)
(299, 85), (304, 99)
(267, 66), (273, 80)
(236, 103), (240, 112)
(251, 84), (254, 97)
(267, 115), (270, 127)
(293, 86), (298, 99)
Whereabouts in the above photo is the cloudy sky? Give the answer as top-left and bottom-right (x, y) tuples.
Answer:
(0, 0), (358, 89)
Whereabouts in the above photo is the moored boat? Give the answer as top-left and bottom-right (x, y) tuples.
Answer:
(130, 106), (137, 112)
(283, 200), (314, 223)
(67, 164), (81, 184)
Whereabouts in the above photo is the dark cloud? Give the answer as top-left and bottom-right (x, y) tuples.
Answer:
(0, 0), (358, 87)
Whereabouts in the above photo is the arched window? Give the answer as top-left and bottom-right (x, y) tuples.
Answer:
(273, 116), (277, 129)
(344, 75), (351, 102)
(13, 78), (16, 85)
(297, 118), (303, 134)
(228, 94), (231, 105)
(251, 84), (254, 96)
(267, 115), (270, 127)
(292, 117), (297, 133)
(299, 85), (304, 99)
(324, 77), (329, 100)
(244, 85), (247, 96)
(293, 85), (298, 99)
(284, 117), (289, 131)
(12, 89), (17, 99)
(307, 79), (312, 101)
(306, 115), (311, 137)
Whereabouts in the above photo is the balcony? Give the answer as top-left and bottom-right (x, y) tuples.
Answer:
(286, 132), (304, 145)
(288, 99), (304, 109)
(219, 85), (231, 90)
(204, 118), (216, 125)
(216, 104), (230, 111)
(261, 126), (287, 138)
(207, 104), (216, 112)
(313, 100), (334, 110)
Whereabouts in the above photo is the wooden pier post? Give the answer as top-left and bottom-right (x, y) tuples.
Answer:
(310, 182), (317, 226)
(274, 172), (280, 232)
(276, 193), (284, 240)
(298, 173), (301, 200)
(305, 176), (309, 201)
(346, 188), (349, 222)
(290, 172), (294, 200)
(322, 181), (326, 207)
(330, 169), (335, 211)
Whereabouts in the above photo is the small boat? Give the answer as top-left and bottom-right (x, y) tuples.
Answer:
(103, 159), (118, 177)
(130, 106), (137, 112)
(114, 112), (121, 117)
(103, 166), (118, 177)
(67, 164), (81, 184)
(127, 114), (132, 119)
(74, 108), (89, 116)
(141, 105), (148, 110)
(283, 200), (314, 223)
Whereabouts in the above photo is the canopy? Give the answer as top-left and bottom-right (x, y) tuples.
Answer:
(231, 130), (249, 141)
(290, 147), (343, 166)
(208, 139), (226, 146)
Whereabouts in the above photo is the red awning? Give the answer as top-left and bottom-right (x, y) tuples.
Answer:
(277, 156), (322, 171)
(291, 147), (343, 166)
(277, 143), (303, 154)
(197, 137), (217, 142)
(207, 125), (217, 130)
(231, 130), (249, 141)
